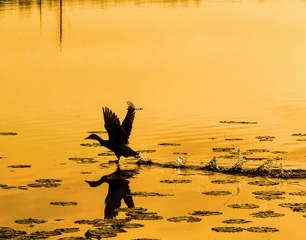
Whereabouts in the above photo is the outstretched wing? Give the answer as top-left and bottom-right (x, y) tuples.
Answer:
(103, 107), (122, 142)
(121, 101), (135, 143)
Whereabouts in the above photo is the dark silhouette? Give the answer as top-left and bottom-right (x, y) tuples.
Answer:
(85, 101), (139, 162)
(85, 173), (135, 219)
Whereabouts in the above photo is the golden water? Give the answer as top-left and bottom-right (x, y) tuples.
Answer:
(1, 0), (306, 239)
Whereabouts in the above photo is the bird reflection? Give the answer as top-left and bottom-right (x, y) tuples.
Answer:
(85, 101), (139, 163)
(85, 169), (137, 219)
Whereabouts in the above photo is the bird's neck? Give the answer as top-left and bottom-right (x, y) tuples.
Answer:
(91, 134), (108, 147)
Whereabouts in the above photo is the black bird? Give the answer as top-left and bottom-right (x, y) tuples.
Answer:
(85, 101), (139, 162)
(85, 175), (135, 219)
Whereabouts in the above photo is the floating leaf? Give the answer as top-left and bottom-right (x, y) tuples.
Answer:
(228, 204), (260, 209)
(250, 210), (285, 218)
(202, 191), (232, 196)
(167, 216), (201, 223)
(189, 210), (222, 216)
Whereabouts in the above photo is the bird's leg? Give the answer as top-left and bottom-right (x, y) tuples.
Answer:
(108, 156), (120, 164)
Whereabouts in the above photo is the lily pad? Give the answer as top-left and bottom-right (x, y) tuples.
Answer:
(68, 157), (99, 164)
(85, 229), (118, 238)
(15, 218), (47, 224)
(211, 179), (238, 184)
(55, 228), (80, 233)
(189, 210), (222, 216)
(126, 211), (163, 221)
(246, 149), (269, 153)
(228, 203), (260, 209)
(220, 121), (257, 124)
(98, 152), (115, 156)
(279, 203), (306, 213)
(212, 226), (245, 232)
(137, 149), (157, 153)
(0, 132), (17, 136)
(225, 138), (243, 141)
(0, 184), (17, 189)
(131, 192), (174, 197)
(212, 147), (235, 152)
(27, 179), (62, 188)
(246, 227), (279, 233)
(8, 165), (31, 168)
(250, 210), (285, 218)
(50, 201), (78, 206)
(160, 179), (191, 184)
(158, 143), (181, 146)
(0, 227), (26, 238)
(248, 180), (279, 186)
(289, 191), (306, 196)
(252, 191), (286, 200)
(222, 219), (251, 224)
(202, 191), (232, 196)
(167, 216), (201, 223)
(80, 143), (101, 147)
(255, 136), (275, 141)
(28, 230), (62, 238)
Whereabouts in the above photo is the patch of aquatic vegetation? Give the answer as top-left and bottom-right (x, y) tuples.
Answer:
(246, 148), (269, 153)
(98, 151), (115, 156)
(212, 226), (245, 232)
(0, 184), (17, 190)
(80, 142), (101, 147)
(87, 130), (106, 134)
(248, 180), (279, 186)
(137, 149), (157, 154)
(27, 179), (62, 188)
(27, 230), (63, 238)
(296, 139), (306, 141)
(158, 143), (181, 146)
(292, 133), (306, 137)
(125, 209), (163, 221)
(213, 147), (235, 152)
(55, 234), (84, 240)
(202, 191), (232, 196)
(0, 132), (17, 136)
(271, 150), (288, 154)
(50, 201), (78, 206)
(131, 192), (174, 197)
(250, 210), (285, 218)
(255, 136), (275, 141)
(68, 157), (99, 164)
(252, 191), (286, 200)
(189, 210), (223, 216)
(131, 238), (160, 240)
(0, 227), (26, 238)
(225, 138), (243, 141)
(219, 121), (257, 124)
(211, 179), (238, 184)
(279, 203), (306, 213)
(75, 217), (144, 238)
(222, 219), (252, 224)
(228, 203), (260, 209)
(245, 227), (279, 233)
(289, 191), (306, 196)
(7, 165), (31, 168)
(15, 218), (47, 225)
(167, 216), (201, 223)
(173, 152), (188, 155)
(160, 179), (191, 184)
(80, 171), (92, 175)
(55, 228), (80, 233)
(212, 226), (279, 233)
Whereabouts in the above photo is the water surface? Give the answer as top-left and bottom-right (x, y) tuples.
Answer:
(1, 0), (306, 239)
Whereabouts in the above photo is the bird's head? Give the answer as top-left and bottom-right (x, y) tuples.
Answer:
(85, 133), (99, 141)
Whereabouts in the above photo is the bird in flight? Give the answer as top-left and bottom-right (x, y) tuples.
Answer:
(85, 101), (139, 162)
